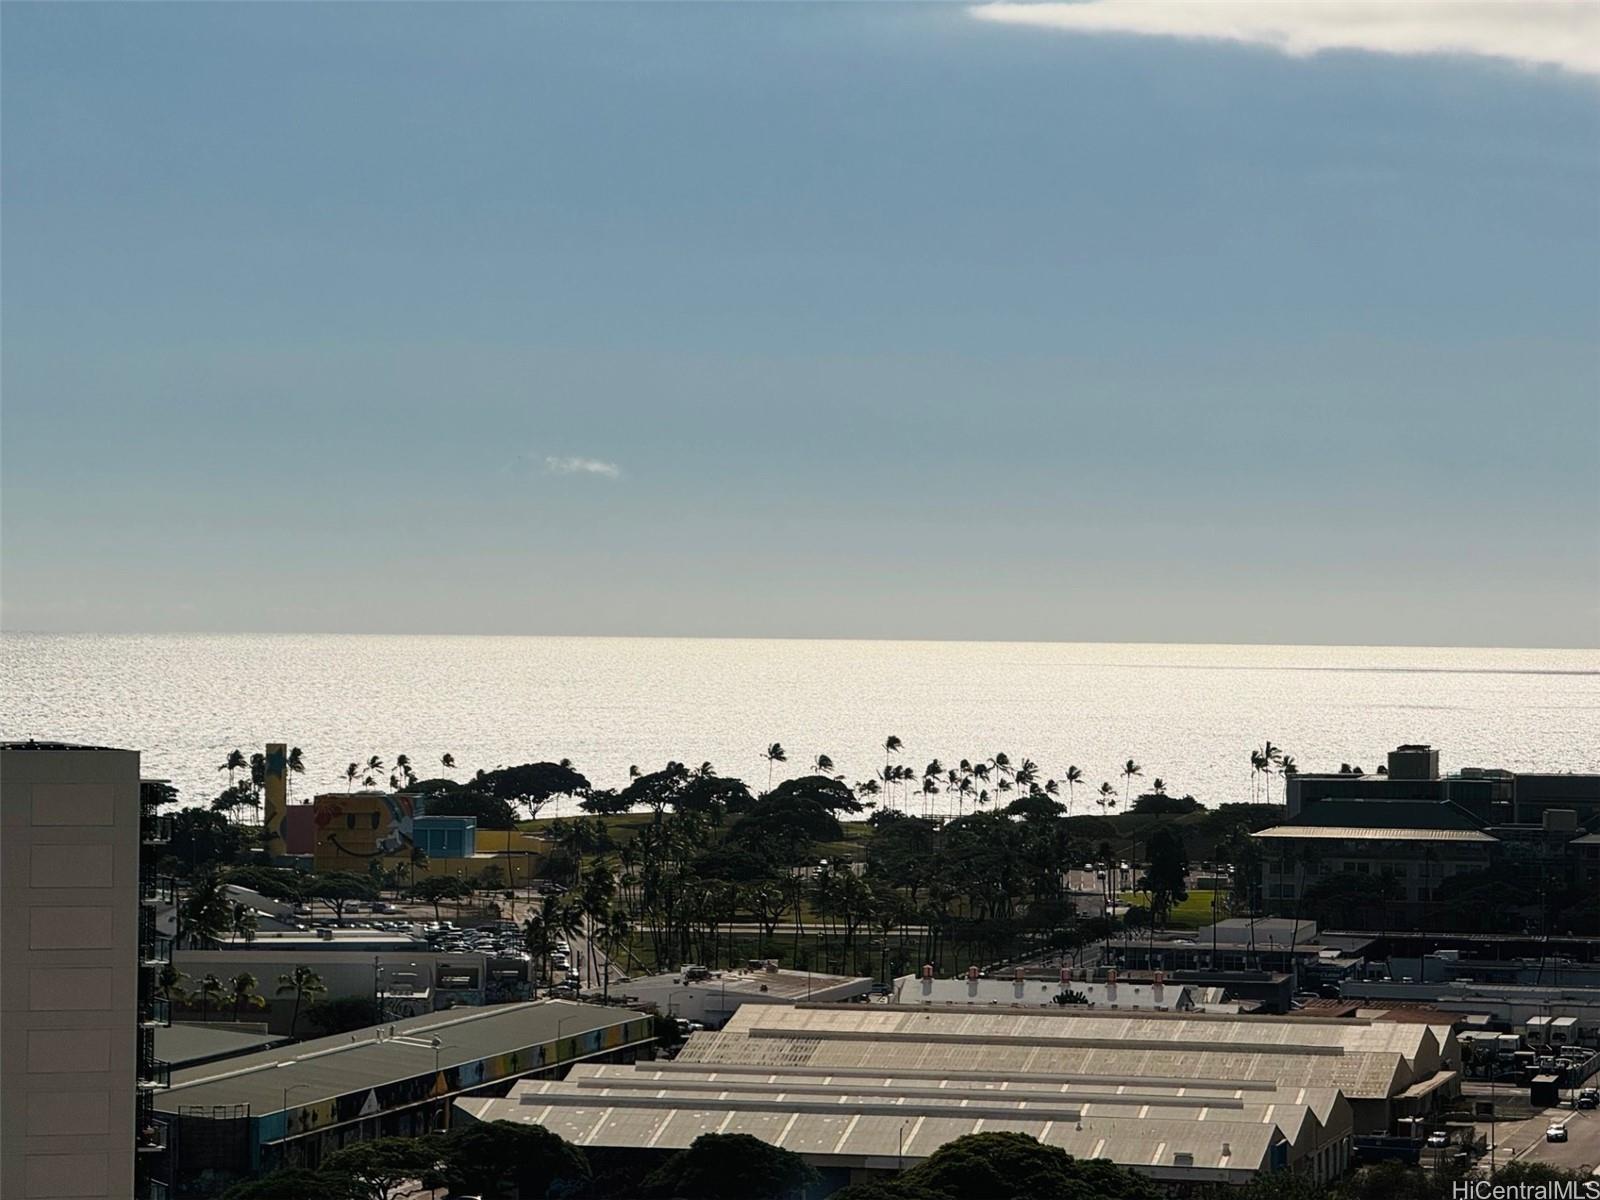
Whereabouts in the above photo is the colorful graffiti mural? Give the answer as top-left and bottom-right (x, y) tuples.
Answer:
(312, 791), (422, 870)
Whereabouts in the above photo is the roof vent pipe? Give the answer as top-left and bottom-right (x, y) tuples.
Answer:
(967, 965), (979, 982)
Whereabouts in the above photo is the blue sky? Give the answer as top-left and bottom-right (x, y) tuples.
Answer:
(3, 3), (1596, 646)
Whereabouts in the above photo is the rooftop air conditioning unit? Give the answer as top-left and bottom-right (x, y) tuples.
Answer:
(1173, 1152), (1194, 1167)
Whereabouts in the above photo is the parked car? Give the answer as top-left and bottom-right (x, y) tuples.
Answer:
(1426, 1131), (1449, 1148)
(1545, 1124), (1568, 1143)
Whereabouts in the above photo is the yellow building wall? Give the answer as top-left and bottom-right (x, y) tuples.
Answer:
(472, 829), (547, 855)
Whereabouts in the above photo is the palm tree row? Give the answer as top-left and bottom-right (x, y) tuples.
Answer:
(759, 737), (1161, 822)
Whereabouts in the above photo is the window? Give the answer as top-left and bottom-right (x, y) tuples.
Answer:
(346, 814), (356, 830)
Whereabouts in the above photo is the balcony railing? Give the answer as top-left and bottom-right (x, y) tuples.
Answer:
(136, 1120), (169, 1153)
(139, 996), (172, 1028)
(137, 1060), (172, 1089)
(142, 815), (173, 845)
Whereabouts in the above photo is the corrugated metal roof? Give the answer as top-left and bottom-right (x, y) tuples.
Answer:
(1253, 825), (1497, 842)
(677, 1031), (1408, 1099)
(460, 1085), (1284, 1175)
(730, 1005), (1440, 1065)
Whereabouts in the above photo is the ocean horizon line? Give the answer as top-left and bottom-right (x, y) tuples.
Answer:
(5, 629), (1598, 656)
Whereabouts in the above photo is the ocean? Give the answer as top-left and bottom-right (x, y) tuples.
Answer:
(2, 634), (1595, 817)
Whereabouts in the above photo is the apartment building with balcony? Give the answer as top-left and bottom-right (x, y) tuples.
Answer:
(2, 742), (171, 1200)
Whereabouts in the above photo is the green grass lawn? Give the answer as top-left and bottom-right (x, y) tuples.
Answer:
(1117, 889), (1224, 930)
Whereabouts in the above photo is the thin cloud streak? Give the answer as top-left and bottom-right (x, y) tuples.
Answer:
(969, 1), (1600, 77)
(544, 455), (622, 479)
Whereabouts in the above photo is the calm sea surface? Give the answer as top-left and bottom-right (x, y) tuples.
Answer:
(3, 635), (1596, 817)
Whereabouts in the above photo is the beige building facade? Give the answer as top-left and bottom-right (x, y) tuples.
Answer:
(2, 743), (145, 1200)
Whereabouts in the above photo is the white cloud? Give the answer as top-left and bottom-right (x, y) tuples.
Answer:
(968, 1), (1600, 77)
(543, 455), (622, 479)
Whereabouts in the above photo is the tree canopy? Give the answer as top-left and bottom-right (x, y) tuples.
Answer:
(414, 789), (519, 830)
(765, 773), (863, 814)
(831, 1133), (1163, 1200)
(319, 1136), (446, 1200)
(430, 1119), (591, 1198)
(478, 761), (591, 816)
(639, 1132), (818, 1200)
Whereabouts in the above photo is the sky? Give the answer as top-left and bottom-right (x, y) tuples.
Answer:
(3, 2), (1597, 648)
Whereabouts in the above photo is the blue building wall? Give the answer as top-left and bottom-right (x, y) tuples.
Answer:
(413, 815), (476, 858)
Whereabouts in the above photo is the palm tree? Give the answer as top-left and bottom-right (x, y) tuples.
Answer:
(286, 747), (305, 803)
(1279, 754), (1298, 798)
(276, 966), (327, 1038)
(1249, 750), (1266, 802)
(228, 972), (263, 1023)
(1260, 742), (1282, 803)
(441, 752), (456, 773)
(920, 774), (940, 818)
(196, 973), (225, 1023)
(344, 762), (360, 793)
(248, 752), (267, 825)
(812, 753), (834, 775)
(365, 755), (385, 779)
(395, 754), (413, 787)
(157, 964), (189, 1008)
(763, 743), (787, 790)
(230, 902), (258, 943)
(881, 737), (903, 810)
(595, 906), (631, 1001)
(1121, 759), (1143, 803)
(1063, 765), (1083, 816)
(1096, 781), (1118, 814)
(179, 874), (233, 948)
(218, 749), (247, 785)
(1151, 778), (1166, 795)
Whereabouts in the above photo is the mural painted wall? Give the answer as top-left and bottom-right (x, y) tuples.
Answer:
(258, 1016), (656, 1152)
(312, 792), (422, 871)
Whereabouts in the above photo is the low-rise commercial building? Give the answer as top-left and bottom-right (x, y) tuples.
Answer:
(893, 967), (1198, 1012)
(617, 963), (872, 1028)
(1265, 747), (1599, 925)
(155, 999), (653, 1196)
(172, 948), (527, 1031)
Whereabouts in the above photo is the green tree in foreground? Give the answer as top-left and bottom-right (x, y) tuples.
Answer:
(319, 1136), (445, 1200)
(1138, 827), (1190, 926)
(430, 1119), (592, 1198)
(832, 1132), (1163, 1200)
(641, 1131), (817, 1200)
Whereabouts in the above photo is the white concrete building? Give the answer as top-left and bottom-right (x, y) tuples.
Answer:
(894, 967), (1197, 1012)
(1, 742), (147, 1200)
(616, 963), (872, 1028)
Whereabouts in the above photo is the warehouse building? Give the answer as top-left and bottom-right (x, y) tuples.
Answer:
(459, 1003), (1389, 1188)
(154, 999), (653, 1197)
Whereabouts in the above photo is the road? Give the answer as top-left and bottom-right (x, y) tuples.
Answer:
(1511, 1105), (1599, 1174)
